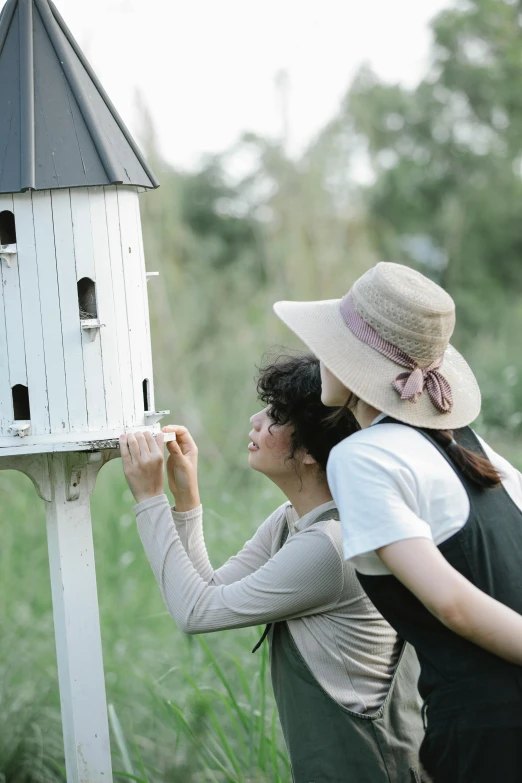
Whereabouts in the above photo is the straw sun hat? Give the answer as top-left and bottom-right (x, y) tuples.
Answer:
(273, 262), (481, 429)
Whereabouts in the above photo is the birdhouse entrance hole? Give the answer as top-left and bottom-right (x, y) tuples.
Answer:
(12, 384), (30, 420)
(143, 379), (151, 411)
(77, 277), (98, 320)
(0, 210), (16, 245)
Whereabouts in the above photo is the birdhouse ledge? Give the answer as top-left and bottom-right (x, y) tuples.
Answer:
(0, 243), (16, 267)
(144, 410), (170, 425)
(81, 318), (106, 341)
(8, 420), (30, 437)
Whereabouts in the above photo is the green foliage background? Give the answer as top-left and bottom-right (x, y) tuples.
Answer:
(2, 0), (522, 779)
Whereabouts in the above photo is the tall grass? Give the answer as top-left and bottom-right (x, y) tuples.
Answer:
(109, 639), (290, 783)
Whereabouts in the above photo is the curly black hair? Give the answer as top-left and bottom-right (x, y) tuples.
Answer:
(256, 352), (360, 475)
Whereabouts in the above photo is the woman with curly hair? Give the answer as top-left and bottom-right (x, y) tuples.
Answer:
(120, 353), (424, 782)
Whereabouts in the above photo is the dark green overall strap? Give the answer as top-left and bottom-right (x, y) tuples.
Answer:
(252, 507), (338, 654)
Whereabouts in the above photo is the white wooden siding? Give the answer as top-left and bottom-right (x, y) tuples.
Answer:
(88, 188), (123, 430)
(2, 251), (27, 387)
(117, 187), (150, 425)
(13, 192), (50, 435)
(103, 187), (135, 427)
(0, 193), (27, 395)
(32, 191), (69, 434)
(0, 185), (154, 449)
(70, 188), (107, 431)
(0, 239), (12, 433)
(51, 190), (88, 432)
(134, 193), (155, 412)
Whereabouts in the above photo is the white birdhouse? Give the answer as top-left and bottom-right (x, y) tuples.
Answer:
(0, 1), (173, 779)
(0, 0), (166, 457)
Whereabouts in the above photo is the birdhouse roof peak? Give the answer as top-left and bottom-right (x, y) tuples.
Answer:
(0, 0), (159, 193)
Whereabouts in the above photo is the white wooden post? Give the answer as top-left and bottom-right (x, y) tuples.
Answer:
(44, 452), (113, 782)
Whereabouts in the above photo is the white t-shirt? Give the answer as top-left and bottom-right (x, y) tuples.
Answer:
(327, 415), (522, 576)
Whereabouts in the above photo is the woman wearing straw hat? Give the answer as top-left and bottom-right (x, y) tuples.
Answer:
(273, 261), (522, 782)
(119, 352), (425, 782)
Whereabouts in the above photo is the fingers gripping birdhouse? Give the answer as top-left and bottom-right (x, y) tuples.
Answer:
(0, 0), (167, 458)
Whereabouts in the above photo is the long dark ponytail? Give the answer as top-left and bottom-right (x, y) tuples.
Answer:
(330, 392), (502, 489)
(423, 429), (502, 489)
(330, 391), (502, 489)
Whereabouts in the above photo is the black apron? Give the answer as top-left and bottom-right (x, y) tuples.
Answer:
(357, 418), (522, 782)
(259, 508), (425, 783)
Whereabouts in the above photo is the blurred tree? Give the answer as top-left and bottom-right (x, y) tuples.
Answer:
(136, 0), (522, 442)
(337, 0), (522, 337)
(181, 156), (261, 271)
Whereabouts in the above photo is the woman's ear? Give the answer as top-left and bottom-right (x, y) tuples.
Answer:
(302, 452), (317, 466)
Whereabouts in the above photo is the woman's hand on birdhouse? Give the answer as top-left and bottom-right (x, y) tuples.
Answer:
(162, 425), (200, 512)
(120, 431), (165, 505)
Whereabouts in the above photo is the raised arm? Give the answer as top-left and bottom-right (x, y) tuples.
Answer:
(134, 494), (343, 634)
(172, 503), (284, 585)
(119, 430), (343, 634)
(163, 425), (278, 584)
(377, 538), (522, 666)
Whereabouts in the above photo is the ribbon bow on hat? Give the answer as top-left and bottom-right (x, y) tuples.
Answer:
(340, 292), (454, 414)
(392, 356), (453, 413)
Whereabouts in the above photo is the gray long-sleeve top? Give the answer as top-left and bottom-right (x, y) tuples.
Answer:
(134, 494), (400, 713)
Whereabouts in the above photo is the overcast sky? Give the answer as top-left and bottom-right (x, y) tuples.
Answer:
(28, 0), (448, 169)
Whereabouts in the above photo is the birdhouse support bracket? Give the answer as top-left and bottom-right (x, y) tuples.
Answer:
(0, 449), (120, 503)
(0, 453), (52, 501)
(64, 449), (119, 501)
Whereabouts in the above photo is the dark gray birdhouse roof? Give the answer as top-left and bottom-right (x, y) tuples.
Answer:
(0, 0), (159, 193)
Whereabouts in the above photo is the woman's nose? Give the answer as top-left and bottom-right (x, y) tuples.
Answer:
(250, 411), (261, 428)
